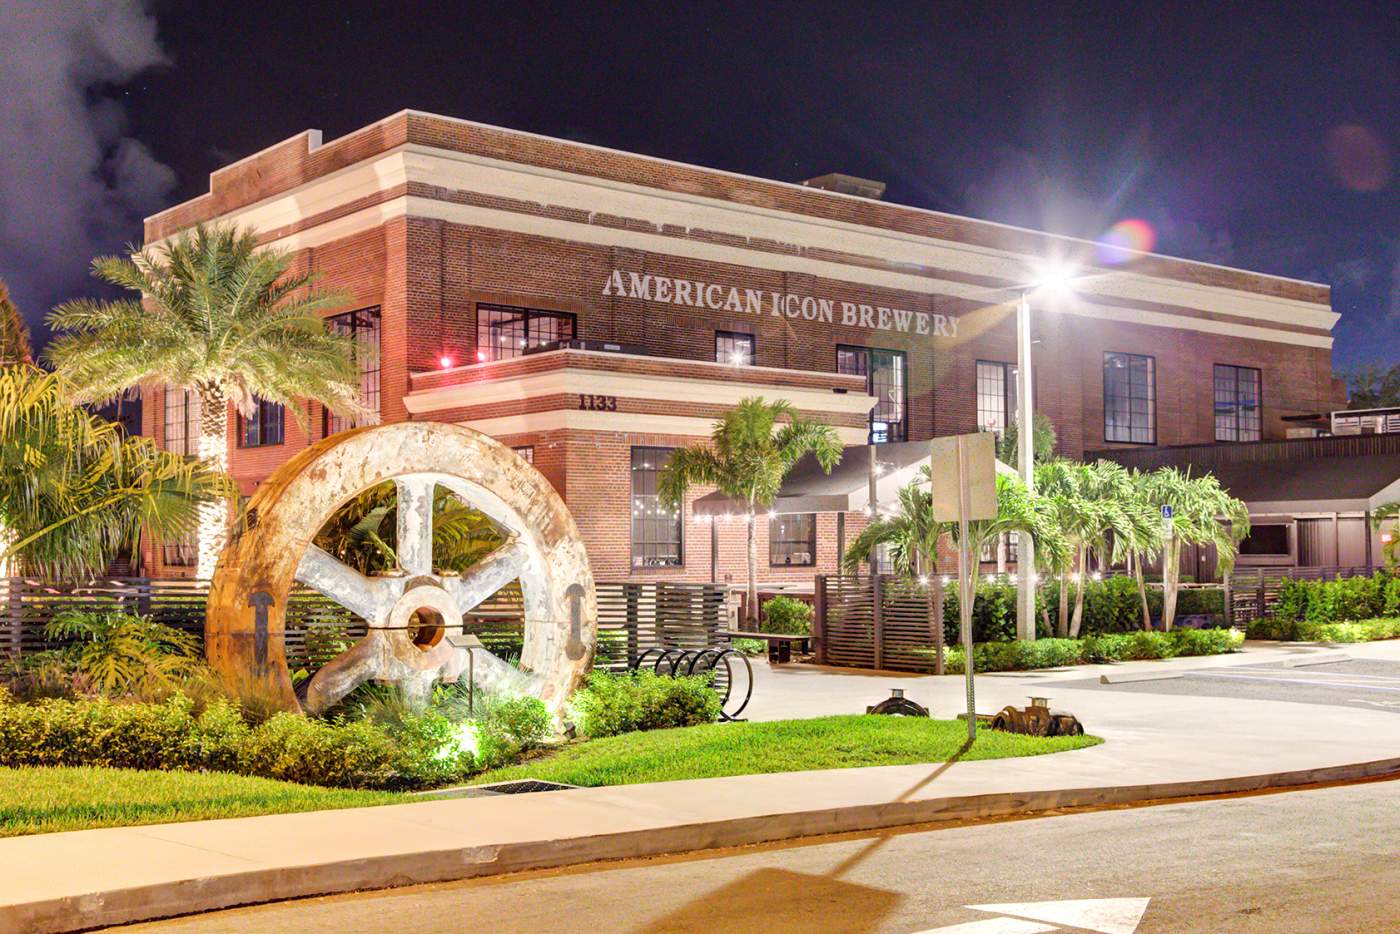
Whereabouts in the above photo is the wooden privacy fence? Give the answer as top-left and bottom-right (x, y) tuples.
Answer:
(0, 577), (724, 674)
(815, 574), (945, 674)
(1225, 565), (1378, 625)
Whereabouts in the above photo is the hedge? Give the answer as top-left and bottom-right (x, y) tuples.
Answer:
(1246, 616), (1400, 644)
(942, 577), (1225, 643)
(569, 671), (721, 738)
(1265, 573), (1400, 627)
(942, 627), (1243, 673)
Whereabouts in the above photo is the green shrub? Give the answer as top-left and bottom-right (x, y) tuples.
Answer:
(729, 637), (765, 656)
(0, 695), (224, 770)
(236, 714), (400, 788)
(1170, 627), (1244, 656)
(761, 596), (813, 635)
(944, 638), (1082, 674)
(44, 611), (202, 697)
(1313, 618), (1400, 643)
(1125, 630), (1175, 659)
(570, 670), (720, 739)
(481, 695), (551, 750)
(1269, 573), (1396, 625)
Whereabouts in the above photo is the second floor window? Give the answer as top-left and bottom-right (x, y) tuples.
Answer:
(1104, 352), (1156, 444)
(162, 387), (201, 456)
(477, 303), (576, 361)
(324, 307), (381, 436)
(976, 361), (1019, 434)
(770, 514), (816, 566)
(715, 331), (755, 366)
(240, 399), (284, 448)
(838, 345), (907, 443)
(1214, 364), (1262, 442)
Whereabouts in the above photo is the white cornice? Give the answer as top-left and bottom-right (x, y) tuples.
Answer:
(455, 409), (870, 445)
(404, 366), (880, 416)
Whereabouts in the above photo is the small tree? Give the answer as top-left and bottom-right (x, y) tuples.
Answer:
(658, 398), (841, 624)
(46, 224), (370, 578)
(1142, 468), (1249, 630)
(840, 468), (942, 577)
(1372, 502), (1400, 569)
(995, 411), (1057, 466)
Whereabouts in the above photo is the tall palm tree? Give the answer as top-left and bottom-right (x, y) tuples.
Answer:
(45, 224), (371, 578)
(1034, 460), (1098, 637)
(0, 279), (32, 366)
(1120, 467), (1166, 630)
(658, 397), (842, 624)
(1141, 468), (1249, 630)
(0, 367), (230, 577)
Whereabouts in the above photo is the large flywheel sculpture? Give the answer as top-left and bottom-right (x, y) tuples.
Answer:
(206, 422), (596, 717)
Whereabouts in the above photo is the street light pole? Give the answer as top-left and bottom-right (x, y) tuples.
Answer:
(1015, 290), (1037, 641)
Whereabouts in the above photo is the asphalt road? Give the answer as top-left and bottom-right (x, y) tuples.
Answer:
(1055, 658), (1400, 715)
(122, 777), (1400, 934)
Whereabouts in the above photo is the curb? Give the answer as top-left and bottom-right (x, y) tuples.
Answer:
(9, 754), (1400, 933)
(1099, 670), (1185, 684)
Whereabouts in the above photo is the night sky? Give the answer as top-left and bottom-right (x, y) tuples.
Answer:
(1, 1), (1395, 369)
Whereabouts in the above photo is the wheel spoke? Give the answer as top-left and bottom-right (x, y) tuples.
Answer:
(396, 475), (435, 576)
(295, 545), (397, 621)
(443, 540), (529, 613)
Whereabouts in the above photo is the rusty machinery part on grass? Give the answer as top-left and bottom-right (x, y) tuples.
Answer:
(205, 422), (596, 718)
(629, 646), (754, 721)
(989, 696), (1085, 737)
(866, 688), (930, 717)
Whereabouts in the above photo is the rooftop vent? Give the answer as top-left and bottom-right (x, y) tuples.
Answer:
(802, 173), (886, 200)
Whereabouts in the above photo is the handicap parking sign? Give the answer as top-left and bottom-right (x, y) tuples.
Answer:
(1161, 505), (1174, 519)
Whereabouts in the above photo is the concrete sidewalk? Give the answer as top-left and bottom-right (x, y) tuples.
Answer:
(6, 640), (1400, 932)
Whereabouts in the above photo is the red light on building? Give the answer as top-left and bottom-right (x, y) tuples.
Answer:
(476, 350), (487, 362)
(439, 355), (454, 369)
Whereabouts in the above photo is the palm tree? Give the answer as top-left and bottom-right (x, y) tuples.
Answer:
(0, 279), (32, 366)
(1119, 467), (1165, 630)
(658, 397), (842, 624)
(994, 411), (1058, 466)
(839, 466), (942, 577)
(1371, 502), (1399, 569)
(314, 481), (506, 575)
(1141, 468), (1250, 630)
(1034, 460), (1098, 637)
(0, 367), (230, 577)
(45, 224), (371, 578)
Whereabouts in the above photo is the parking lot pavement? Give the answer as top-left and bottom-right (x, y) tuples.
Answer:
(1049, 658), (1400, 715)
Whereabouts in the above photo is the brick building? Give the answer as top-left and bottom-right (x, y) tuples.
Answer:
(140, 110), (1346, 583)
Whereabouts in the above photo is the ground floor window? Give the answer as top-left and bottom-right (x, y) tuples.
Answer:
(512, 445), (535, 463)
(769, 513), (816, 566)
(631, 447), (682, 568)
(239, 399), (284, 448)
(162, 530), (196, 567)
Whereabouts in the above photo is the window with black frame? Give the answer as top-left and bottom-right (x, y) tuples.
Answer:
(769, 514), (816, 566)
(838, 345), (907, 442)
(1103, 352), (1156, 444)
(162, 531), (196, 567)
(239, 398), (284, 448)
(1214, 364), (1262, 442)
(976, 361), (1019, 434)
(324, 307), (381, 436)
(477, 303), (576, 361)
(631, 447), (682, 568)
(162, 387), (200, 456)
(715, 330), (755, 366)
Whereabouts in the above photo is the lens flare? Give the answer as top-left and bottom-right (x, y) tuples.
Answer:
(1325, 124), (1390, 192)
(1095, 219), (1157, 265)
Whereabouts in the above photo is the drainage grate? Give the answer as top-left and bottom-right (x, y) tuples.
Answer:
(473, 779), (580, 795)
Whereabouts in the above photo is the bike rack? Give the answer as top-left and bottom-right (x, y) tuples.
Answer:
(628, 645), (754, 721)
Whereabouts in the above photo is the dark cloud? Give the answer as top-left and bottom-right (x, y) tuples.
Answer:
(0, 1), (174, 336)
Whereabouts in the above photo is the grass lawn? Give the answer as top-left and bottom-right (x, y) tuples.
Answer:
(473, 715), (1102, 788)
(0, 767), (401, 838)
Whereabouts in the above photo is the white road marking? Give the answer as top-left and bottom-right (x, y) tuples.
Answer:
(967, 897), (1151, 934)
(913, 918), (1057, 933)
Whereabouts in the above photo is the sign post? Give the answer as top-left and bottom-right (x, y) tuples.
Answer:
(930, 432), (998, 742)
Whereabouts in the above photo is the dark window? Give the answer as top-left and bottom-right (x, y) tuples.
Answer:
(1214, 364), (1262, 442)
(324, 307), (381, 436)
(1103, 353), (1156, 444)
(769, 514), (816, 566)
(162, 388), (200, 456)
(976, 361), (1019, 434)
(239, 399), (284, 448)
(477, 303), (576, 361)
(162, 531), (196, 567)
(512, 445), (535, 464)
(838, 345), (907, 443)
(1240, 524), (1290, 556)
(715, 331), (755, 366)
(631, 447), (682, 568)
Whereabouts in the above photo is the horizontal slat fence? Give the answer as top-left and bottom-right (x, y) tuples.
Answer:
(1226, 565), (1378, 625)
(816, 575), (943, 673)
(0, 577), (725, 674)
